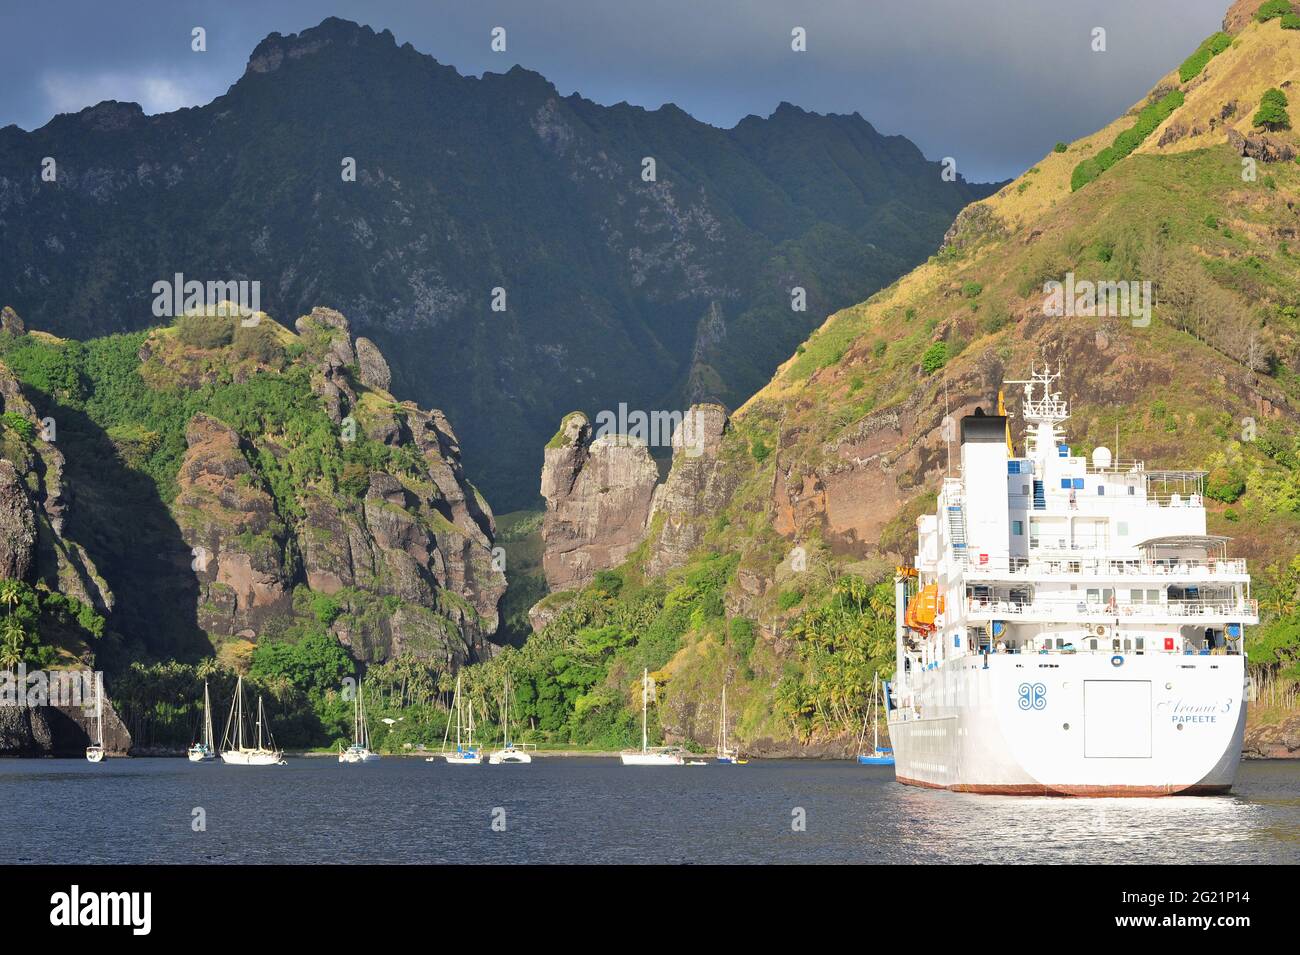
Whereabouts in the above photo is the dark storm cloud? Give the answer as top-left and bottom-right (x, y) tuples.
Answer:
(0, 0), (1228, 182)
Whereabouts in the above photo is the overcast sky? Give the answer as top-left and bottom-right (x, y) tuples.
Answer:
(0, 0), (1228, 182)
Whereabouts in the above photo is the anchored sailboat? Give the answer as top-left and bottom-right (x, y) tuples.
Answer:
(489, 674), (533, 764)
(220, 675), (285, 766)
(437, 673), (482, 764)
(85, 671), (105, 763)
(620, 668), (683, 766)
(857, 673), (895, 766)
(340, 680), (380, 763)
(188, 680), (217, 762)
(715, 685), (746, 764)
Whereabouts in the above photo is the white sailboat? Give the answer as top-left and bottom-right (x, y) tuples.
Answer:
(856, 672), (894, 765)
(437, 673), (482, 764)
(85, 671), (105, 763)
(339, 680), (380, 763)
(715, 685), (745, 764)
(489, 674), (533, 764)
(620, 668), (683, 766)
(188, 680), (217, 762)
(219, 675), (285, 766)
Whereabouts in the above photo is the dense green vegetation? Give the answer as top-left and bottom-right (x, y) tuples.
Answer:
(0, 579), (103, 670)
(1178, 32), (1233, 83)
(1071, 91), (1185, 191)
(1256, 0), (1296, 23)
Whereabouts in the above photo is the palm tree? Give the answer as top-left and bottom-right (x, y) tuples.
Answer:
(0, 579), (21, 616)
(0, 619), (25, 671)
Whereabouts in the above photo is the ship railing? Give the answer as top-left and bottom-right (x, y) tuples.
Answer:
(961, 556), (1247, 577)
(1020, 493), (1204, 511)
(980, 644), (1241, 657)
(966, 597), (1258, 618)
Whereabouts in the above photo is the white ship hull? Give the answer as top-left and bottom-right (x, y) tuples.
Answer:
(889, 653), (1245, 796)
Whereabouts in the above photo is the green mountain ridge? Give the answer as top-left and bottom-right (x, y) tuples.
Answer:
(0, 16), (998, 511)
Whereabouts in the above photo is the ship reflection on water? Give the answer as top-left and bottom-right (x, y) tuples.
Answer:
(877, 761), (1300, 864)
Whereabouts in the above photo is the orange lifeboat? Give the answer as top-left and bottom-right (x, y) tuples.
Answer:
(906, 584), (944, 632)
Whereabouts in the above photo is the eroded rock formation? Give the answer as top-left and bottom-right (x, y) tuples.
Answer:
(539, 412), (659, 591)
(539, 404), (736, 592)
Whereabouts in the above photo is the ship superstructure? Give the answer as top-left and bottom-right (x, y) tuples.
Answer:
(887, 366), (1256, 795)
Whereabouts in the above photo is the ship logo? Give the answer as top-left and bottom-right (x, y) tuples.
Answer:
(1017, 683), (1047, 711)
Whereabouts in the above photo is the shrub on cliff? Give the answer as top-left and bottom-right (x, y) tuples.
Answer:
(175, 313), (235, 349)
(232, 321), (284, 364)
(921, 342), (948, 374)
(1254, 88), (1292, 130)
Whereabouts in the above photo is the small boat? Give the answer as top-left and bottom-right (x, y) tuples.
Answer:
(219, 676), (286, 766)
(715, 684), (747, 764)
(440, 673), (482, 764)
(489, 674), (533, 764)
(686, 759), (708, 765)
(339, 679), (380, 764)
(620, 669), (683, 766)
(187, 680), (218, 762)
(85, 671), (105, 763)
(856, 672), (895, 766)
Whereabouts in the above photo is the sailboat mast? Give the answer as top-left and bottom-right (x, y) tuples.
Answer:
(204, 681), (214, 749)
(455, 675), (463, 749)
(95, 671), (103, 746)
(236, 677), (245, 750)
(256, 696), (264, 751)
(872, 673), (880, 751)
(641, 668), (649, 753)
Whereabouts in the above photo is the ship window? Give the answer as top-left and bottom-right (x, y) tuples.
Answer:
(1012, 520), (1024, 535)
(1127, 486), (1136, 495)
(1022, 484), (1030, 495)
(1147, 589), (1160, 603)
(1061, 478), (1071, 490)
(1072, 478), (1085, 489)
(1096, 485), (1105, 495)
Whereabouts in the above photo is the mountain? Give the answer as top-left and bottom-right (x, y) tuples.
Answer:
(0, 304), (505, 689)
(0, 16), (997, 510)
(490, 1), (1300, 754)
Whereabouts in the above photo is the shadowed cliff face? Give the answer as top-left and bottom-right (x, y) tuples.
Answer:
(0, 16), (998, 510)
(0, 693), (131, 757)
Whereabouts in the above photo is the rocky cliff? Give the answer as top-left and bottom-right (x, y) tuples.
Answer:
(539, 412), (658, 592)
(0, 676), (131, 757)
(0, 304), (506, 671)
(0, 332), (112, 617)
(538, 403), (739, 593)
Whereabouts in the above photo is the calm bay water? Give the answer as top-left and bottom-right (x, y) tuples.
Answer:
(2, 757), (1297, 864)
